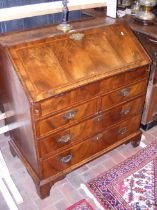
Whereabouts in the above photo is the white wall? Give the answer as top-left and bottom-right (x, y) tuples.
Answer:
(0, 0), (107, 22)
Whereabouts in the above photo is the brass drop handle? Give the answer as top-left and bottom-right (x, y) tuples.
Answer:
(63, 109), (78, 120)
(93, 115), (103, 122)
(60, 154), (72, 164)
(57, 133), (73, 143)
(92, 133), (103, 141)
(119, 87), (131, 97)
(120, 107), (131, 115)
(118, 127), (128, 135)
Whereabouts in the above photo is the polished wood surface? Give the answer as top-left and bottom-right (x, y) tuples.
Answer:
(101, 96), (145, 128)
(124, 15), (157, 128)
(38, 66), (148, 117)
(101, 79), (148, 110)
(38, 117), (100, 158)
(38, 96), (145, 158)
(7, 20), (149, 102)
(37, 99), (97, 137)
(41, 115), (141, 179)
(0, 47), (39, 173)
(0, 16), (151, 198)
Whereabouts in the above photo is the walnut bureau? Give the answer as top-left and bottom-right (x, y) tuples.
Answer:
(0, 17), (150, 198)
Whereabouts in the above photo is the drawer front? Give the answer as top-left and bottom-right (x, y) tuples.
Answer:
(41, 115), (141, 178)
(77, 66), (148, 100)
(39, 84), (99, 117)
(97, 96), (145, 130)
(99, 66), (148, 94)
(40, 90), (77, 117)
(101, 79), (147, 111)
(38, 67), (148, 117)
(37, 99), (98, 137)
(38, 96), (144, 157)
(38, 115), (102, 157)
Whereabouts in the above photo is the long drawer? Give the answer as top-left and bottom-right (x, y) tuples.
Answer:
(38, 96), (144, 158)
(37, 66), (148, 117)
(41, 115), (141, 178)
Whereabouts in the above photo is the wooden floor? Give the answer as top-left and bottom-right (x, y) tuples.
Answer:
(0, 125), (157, 210)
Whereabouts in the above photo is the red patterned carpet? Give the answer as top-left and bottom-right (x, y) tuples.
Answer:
(85, 141), (157, 210)
(66, 199), (94, 210)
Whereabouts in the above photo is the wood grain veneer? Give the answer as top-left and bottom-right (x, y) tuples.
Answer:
(0, 17), (151, 198)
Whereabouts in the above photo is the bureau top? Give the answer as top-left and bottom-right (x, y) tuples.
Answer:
(4, 18), (150, 102)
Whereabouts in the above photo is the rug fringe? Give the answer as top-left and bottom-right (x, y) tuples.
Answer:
(80, 184), (104, 210)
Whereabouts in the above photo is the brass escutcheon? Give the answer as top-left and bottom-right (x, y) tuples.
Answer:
(93, 115), (103, 122)
(69, 33), (84, 41)
(92, 133), (103, 141)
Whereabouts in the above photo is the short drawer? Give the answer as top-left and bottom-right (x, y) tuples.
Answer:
(39, 83), (99, 117)
(37, 99), (98, 137)
(41, 115), (141, 178)
(40, 90), (77, 117)
(97, 96), (145, 130)
(37, 67), (148, 117)
(99, 66), (148, 94)
(38, 115), (102, 158)
(101, 79), (147, 110)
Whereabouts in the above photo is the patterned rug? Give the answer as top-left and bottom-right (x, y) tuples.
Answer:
(66, 199), (94, 210)
(85, 141), (157, 210)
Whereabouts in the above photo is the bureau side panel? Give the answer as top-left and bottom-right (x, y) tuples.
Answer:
(0, 47), (39, 174)
(142, 83), (157, 124)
